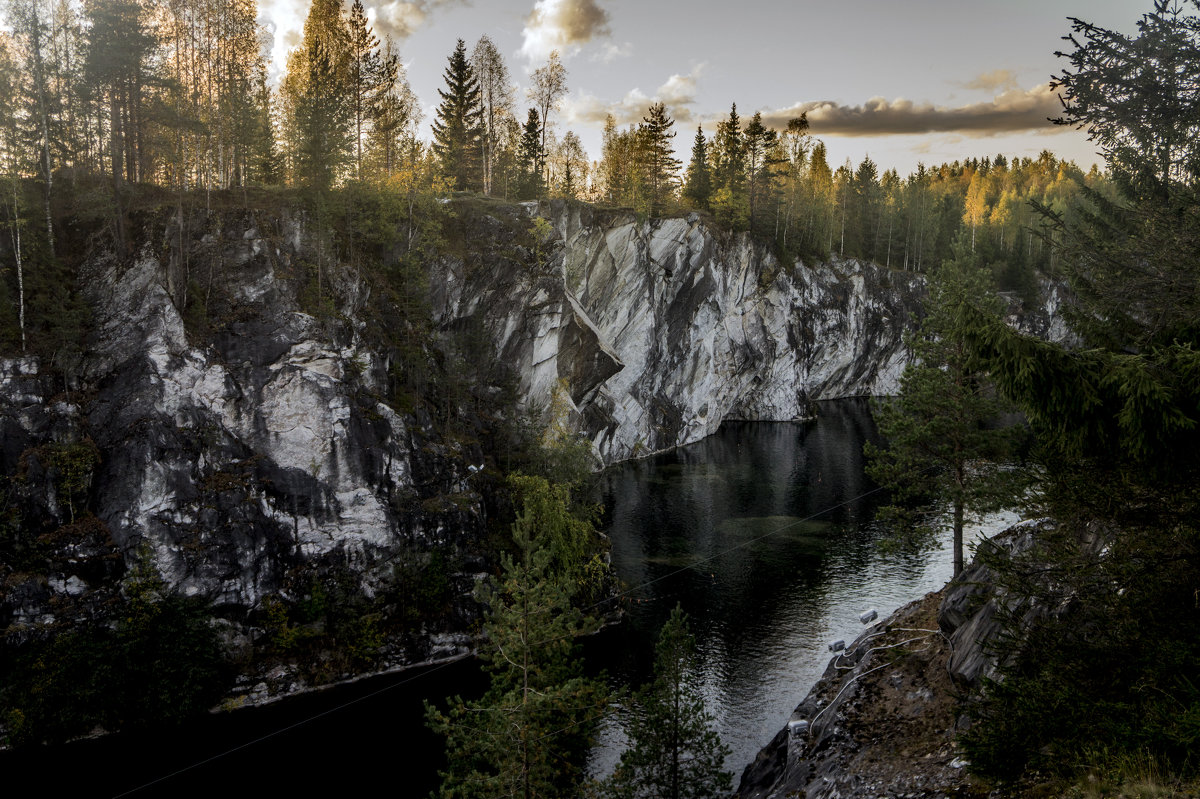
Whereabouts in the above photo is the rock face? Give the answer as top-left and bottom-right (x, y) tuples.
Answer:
(435, 202), (924, 465)
(734, 592), (976, 799)
(734, 518), (1099, 799)
(0, 199), (931, 690)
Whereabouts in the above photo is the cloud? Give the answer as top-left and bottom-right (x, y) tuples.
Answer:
(756, 84), (1068, 138)
(373, 0), (467, 42)
(592, 41), (632, 63)
(962, 69), (1019, 93)
(564, 65), (703, 127)
(520, 0), (612, 63)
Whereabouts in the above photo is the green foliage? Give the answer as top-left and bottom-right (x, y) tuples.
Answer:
(431, 39), (484, 192)
(0, 180), (90, 361)
(506, 472), (602, 596)
(257, 566), (394, 677)
(682, 126), (712, 212)
(529, 215), (554, 266)
(954, 5), (1200, 792)
(517, 108), (546, 200)
(639, 103), (681, 217)
(597, 604), (732, 799)
(866, 248), (1029, 576)
(45, 438), (99, 523)
(960, 516), (1200, 784)
(426, 479), (608, 798)
(390, 548), (456, 625)
(1, 576), (228, 746)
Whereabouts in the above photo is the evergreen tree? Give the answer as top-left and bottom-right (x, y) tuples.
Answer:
(281, 0), (352, 190)
(365, 36), (418, 180)
(516, 107), (544, 200)
(346, 0), (393, 180)
(599, 604), (732, 799)
(427, 476), (607, 799)
(742, 111), (775, 231)
(853, 156), (881, 260)
(431, 38), (483, 192)
(955, 11), (1200, 784)
(83, 0), (157, 186)
(639, 102), (680, 216)
(866, 246), (1027, 577)
(711, 103), (747, 228)
(682, 125), (711, 211)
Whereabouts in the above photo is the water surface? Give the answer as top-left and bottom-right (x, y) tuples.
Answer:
(586, 402), (1004, 775)
(0, 401), (1004, 795)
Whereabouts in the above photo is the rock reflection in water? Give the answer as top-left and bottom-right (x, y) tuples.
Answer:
(587, 401), (965, 777)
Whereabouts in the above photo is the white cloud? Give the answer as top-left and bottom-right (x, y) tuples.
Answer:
(962, 69), (1020, 93)
(520, 0), (612, 63)
(564, 65), (704, 126)
(592, 41), (632, 63)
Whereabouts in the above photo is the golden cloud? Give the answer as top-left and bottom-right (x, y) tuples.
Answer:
(521, 0), (612, 62)
(758, 84), (1067, 137)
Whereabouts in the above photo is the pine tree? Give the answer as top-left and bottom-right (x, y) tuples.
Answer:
(600, 604), (732, 799)
(345, 0), (393, 180)
(83, 0), (157, 186)
(742, 111), (776, 232)
(427, 477), (607, 799)
(431, 38), (483, 192)
(638, 102), (680, 216)
(682, 126), (712, 211)
(365, 37), (418, 179)
(866, 246), (1027, 577)
(280, 0), (352, 190)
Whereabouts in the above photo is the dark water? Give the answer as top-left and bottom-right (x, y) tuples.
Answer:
(0, 658), (484, 797)
(585, 401), (992, 777)
(0, 401), (992, 796)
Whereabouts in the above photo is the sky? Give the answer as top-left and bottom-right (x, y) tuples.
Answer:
(259, 0), (1151, 176)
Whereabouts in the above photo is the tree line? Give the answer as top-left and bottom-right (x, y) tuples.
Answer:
(1, 0), (1103, 266)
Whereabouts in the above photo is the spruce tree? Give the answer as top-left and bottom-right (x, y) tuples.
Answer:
(281, 0), (352, 191)
(516, 107), (544, 200)
(711, 103), (747, 228)
(866, 245), (1027, 577)
(682, 126), (712, 211)
(639, 102), (680, 216)
(431, 38), (484, 192)
(427, 477), (607, 799)
(600, 604), (732, 799)
(346, 0), (394, 180)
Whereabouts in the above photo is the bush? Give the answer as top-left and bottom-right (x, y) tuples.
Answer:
(1, 588), (229, 746)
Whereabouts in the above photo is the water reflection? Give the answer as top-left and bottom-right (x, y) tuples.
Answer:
(587, 401), (983, 775)
(0, 401), (1001, 795)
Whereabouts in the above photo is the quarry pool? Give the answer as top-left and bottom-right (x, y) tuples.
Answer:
(584, 400), (983, 780)
(2, 401), (993, 796)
